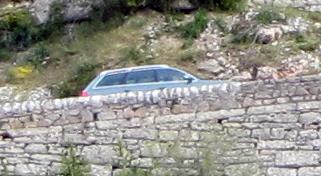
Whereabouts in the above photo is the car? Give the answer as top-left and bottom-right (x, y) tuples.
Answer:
(80, 65), (222, 96)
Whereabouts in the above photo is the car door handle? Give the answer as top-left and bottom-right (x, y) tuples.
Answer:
(159, 87), (165, 90)
(125, 90), (130, 92)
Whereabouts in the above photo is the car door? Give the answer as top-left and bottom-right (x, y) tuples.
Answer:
(123, 69), (160, 92)
(89, 72), (128, 95)
(155, 68), (193, 89)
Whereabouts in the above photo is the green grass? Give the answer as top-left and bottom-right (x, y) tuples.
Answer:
(256, 7), (284, 24)
(2, 10), (205, 96)
(3, 6), (320, 95)
(283, 7), (321, 22)
(181, 9), (209, 39)
(0, 49), (12, 62)
(294, 33), (320, 52)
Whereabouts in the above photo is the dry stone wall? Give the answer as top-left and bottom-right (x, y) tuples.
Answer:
(250, 0), (321, 11)
(1, 75), (321, 175)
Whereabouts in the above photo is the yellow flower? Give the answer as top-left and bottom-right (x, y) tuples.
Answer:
(12, 65), (33, 79)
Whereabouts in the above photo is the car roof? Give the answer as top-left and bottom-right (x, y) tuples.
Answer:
(99, 65), (171, 76)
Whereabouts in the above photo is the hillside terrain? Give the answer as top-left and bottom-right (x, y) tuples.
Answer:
(0, 0), (321, 102)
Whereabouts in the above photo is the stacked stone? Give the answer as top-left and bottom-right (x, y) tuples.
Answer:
(2, 75), (321, 175)
(250, 0), (321, 12)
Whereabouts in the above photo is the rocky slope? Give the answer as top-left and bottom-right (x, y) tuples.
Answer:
(0, 0), (321, 103)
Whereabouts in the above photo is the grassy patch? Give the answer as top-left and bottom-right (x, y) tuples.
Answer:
(283, 7), (321, 22)
(200, 0), (248, 11)
(214, 16), (228, 32)
(256, 7), (284, 24)
(181, 9), (208, 39)
(42, 12), (147, 97)
(27, 43), (50, 69)
(259, 45), (283, 63)
(120, 47), (147, 65)
(126, 14), (148, 29)
(294, 33), (320, 52)
(179, 48), (201, 63)
(0, 49), (12, 62)
(1, 10), (206, 94)
(308, 11), (321, 22)
(52, 62), (98, 98)
(230, 21), (257, 44)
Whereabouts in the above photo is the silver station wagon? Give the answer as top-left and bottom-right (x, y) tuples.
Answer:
(80, 65), (221, 96)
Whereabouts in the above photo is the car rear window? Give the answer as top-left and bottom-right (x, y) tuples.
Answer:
(125, 70), (156, 84)
(96, 73), (126, 87)
(157, 69), (186, 81)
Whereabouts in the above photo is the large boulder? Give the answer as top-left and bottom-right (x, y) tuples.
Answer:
(29, 0), (56, 25)
(198, 59), (225, 75)
(256, 26), (283, 44)
(29, 0), (103, 25)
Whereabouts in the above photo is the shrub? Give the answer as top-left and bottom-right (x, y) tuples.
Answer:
(308, 11), (321, 22)
(295, 33), (307, 43)
(0, 49), (12, 62)
(298, 42), (319, 51)
(231, 21), (257, 44)
(0, 10), (39, 50)
(127, 0), (149, 8)
(181, 9), (208, 39)
(81, 7), (125, 37)
(217, 0), (248, 11)
(120, 46), (153, 65)
(125, 0), (248, 12)
(27, 43), (50, 69)
(91, 0), (129, 22)
(256, 7), (284, 24)
(148, 0), (172, 12)
(0, 3), (64, 51)
(122, 47), (142, 64)
(297, 41), (319, 51)
(295, 33), (319, 51)
(214, 16), (228, 32)
(53, 62), (98, 98)
(59, 145), (90, 176)
(197, 0), (248, 11)
(179, 49), (201, 63)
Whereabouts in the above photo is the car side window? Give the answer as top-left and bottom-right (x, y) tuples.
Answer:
(157, 69), (186, 82)
(125, 70), (157, 84)
(96, 73), (126, 87)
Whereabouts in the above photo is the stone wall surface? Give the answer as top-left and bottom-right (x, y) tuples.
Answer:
(250, 0), (321, 11)
(2, 75), (321, 175)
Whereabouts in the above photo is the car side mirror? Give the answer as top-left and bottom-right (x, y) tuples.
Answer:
(183, 75), (194, 84)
